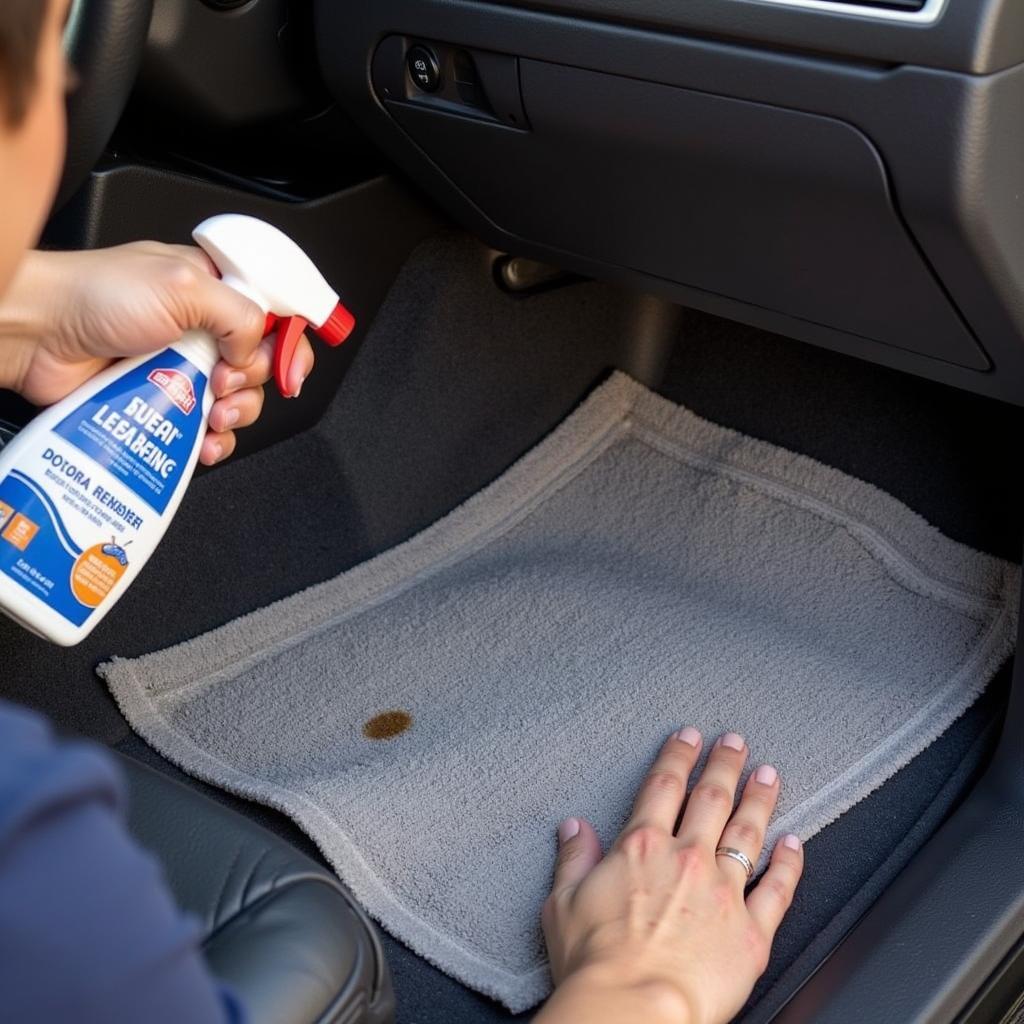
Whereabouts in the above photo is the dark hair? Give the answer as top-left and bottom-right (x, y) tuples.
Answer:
(0, 1), (48, 126)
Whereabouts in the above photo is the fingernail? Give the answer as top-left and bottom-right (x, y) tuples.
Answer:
(675, 726), (702, 747)
(209, 442), (224, 464)
(783, 833), (802, 851)
(720, 732), (745, 752)
(290, 373), (306, 399)
(558, 818), (580, 842)
(221, 407), (240, 428)
(754, 764), (778, 786)
(225, 371), (246, 391)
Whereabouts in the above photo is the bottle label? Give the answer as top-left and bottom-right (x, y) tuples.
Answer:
(53, 353), (207, 515)
(0, 351), (207, 628)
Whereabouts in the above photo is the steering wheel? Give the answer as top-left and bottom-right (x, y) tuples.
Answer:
(55, 0), (154, 211)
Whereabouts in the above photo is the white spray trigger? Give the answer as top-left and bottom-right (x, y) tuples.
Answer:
(192, 214), (355, 396)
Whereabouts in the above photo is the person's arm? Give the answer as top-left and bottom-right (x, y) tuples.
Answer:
(0, 242), (316, 462)
(0, 701), (242, 1023)
(536, 965), (692, 1024)
(536, 728), (804, 1024)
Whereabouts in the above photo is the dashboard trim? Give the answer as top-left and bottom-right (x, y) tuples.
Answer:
(748, 0), (947, 24)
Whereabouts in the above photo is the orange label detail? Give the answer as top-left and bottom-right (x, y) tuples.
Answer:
(0, 500), (13, 531)
(2, 513), (39, 551)
(71, 545), (128, 608)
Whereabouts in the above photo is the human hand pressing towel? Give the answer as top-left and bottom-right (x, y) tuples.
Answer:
(536, 729), (803, 1024)
(0, 243), (316, 465)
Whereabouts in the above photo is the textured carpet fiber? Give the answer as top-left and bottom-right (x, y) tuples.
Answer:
(101, 372), (1017, 1011)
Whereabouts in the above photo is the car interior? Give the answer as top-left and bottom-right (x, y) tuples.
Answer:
(2, 0), (1024, 1022)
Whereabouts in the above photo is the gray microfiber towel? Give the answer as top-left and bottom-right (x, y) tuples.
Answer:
(100, 372), (1019, 1012)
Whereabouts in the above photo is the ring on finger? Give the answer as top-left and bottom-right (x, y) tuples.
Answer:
(715, 846), (754, 880)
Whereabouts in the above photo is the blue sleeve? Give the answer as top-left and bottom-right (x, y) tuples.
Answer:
(0, 701), (245, 1024)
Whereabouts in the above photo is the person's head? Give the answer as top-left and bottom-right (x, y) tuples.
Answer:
(0, 0), (70, 293)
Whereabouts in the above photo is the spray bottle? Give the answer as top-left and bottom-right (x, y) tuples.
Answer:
(0, 214), (354, 646)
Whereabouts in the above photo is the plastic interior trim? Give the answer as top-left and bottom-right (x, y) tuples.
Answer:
(747, 0), (946, 23)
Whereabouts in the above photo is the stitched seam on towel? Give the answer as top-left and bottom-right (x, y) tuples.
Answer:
(757, 596), (1014, 858)
(628, 421), (1006, 617)
(626, 383), (1012, 600)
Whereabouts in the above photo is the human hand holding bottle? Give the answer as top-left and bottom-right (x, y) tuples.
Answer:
(0, 242), (316, 464)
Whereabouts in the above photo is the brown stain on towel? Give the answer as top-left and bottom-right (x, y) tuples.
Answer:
(363, 710), (412, 740)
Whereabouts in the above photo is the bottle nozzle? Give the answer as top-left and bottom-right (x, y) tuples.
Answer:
(318, 302), (356, 347)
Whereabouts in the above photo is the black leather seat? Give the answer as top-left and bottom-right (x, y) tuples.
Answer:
(117, 753), (394, 1024)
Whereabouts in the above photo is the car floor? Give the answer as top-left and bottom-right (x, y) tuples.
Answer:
(0, 231), (1020, 1022)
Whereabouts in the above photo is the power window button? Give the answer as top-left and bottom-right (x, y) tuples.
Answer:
(407, 46), (441, 93)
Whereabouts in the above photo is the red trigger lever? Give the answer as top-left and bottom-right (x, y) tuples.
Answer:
(263, 302), (355, 398)
(269, 315), (308, 398)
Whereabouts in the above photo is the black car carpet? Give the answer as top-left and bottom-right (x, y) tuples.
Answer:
(0, 232), (1019, 1022)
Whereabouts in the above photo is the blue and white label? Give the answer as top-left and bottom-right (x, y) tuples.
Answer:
(0, 350), (206, 628)
(0, 471), (90, 625)
(53, 352), (207, 515)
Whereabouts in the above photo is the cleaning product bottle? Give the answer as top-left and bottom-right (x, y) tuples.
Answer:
(0, 214), (354, 646)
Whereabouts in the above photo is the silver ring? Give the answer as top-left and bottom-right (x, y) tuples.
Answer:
(715, 846), (754, 880)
